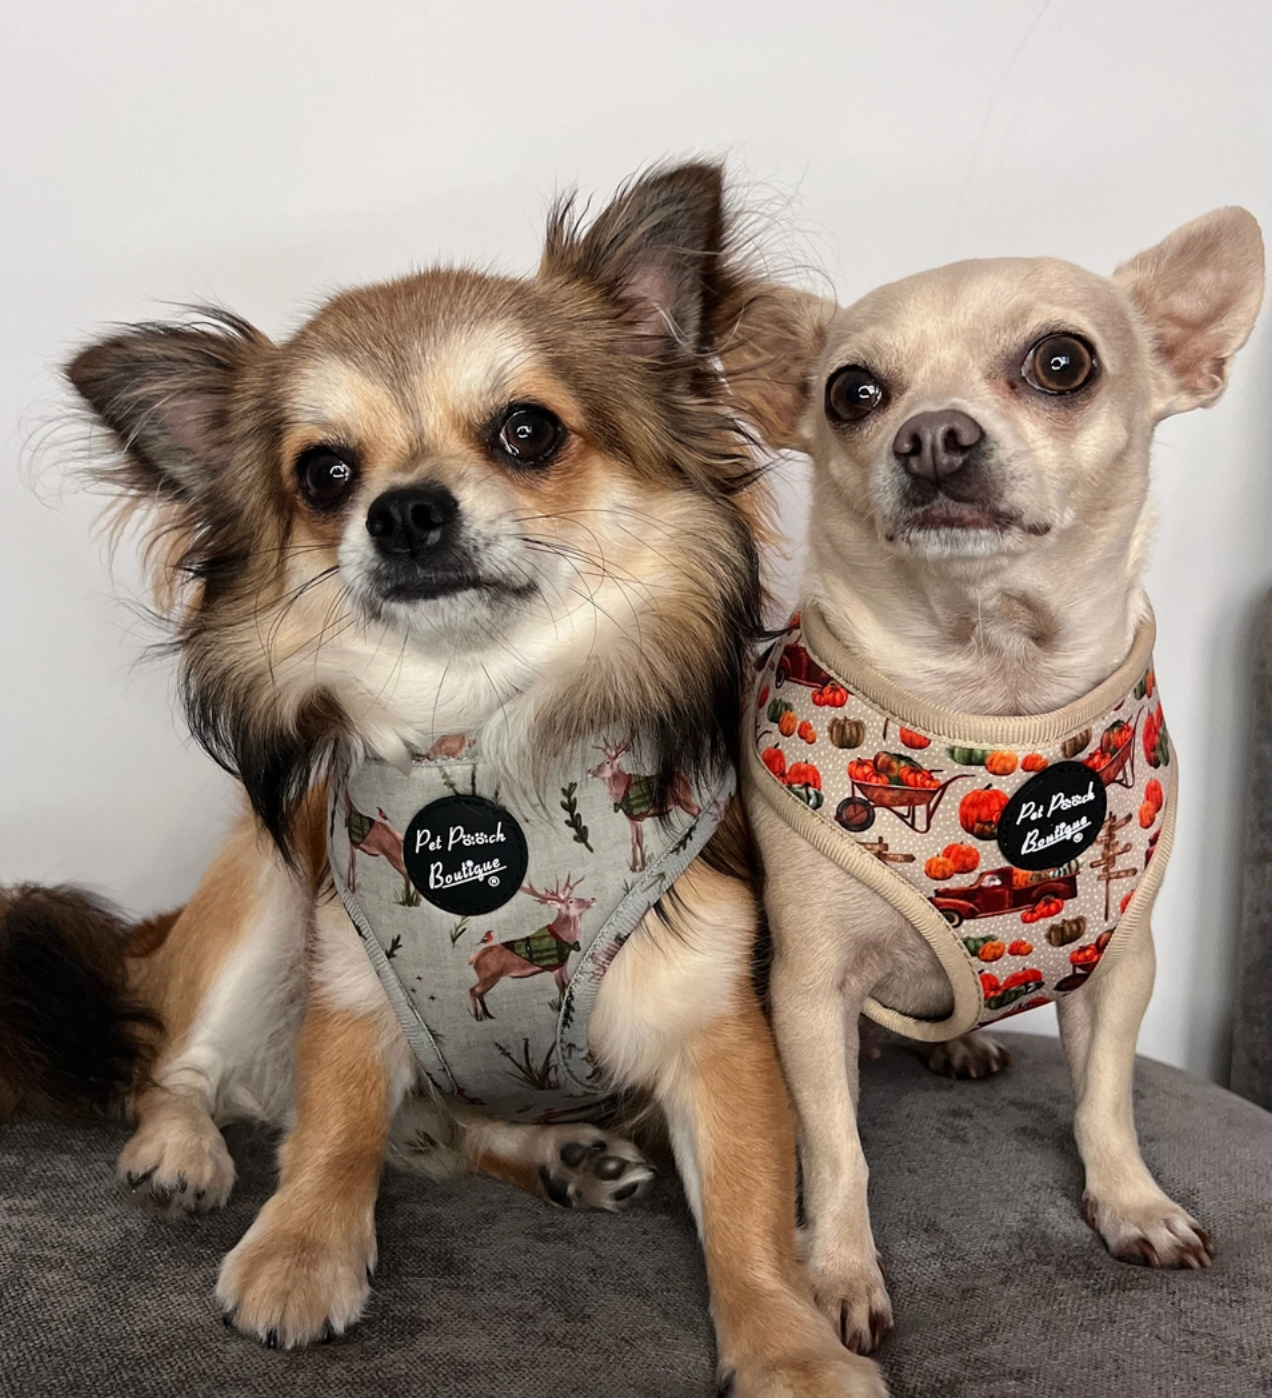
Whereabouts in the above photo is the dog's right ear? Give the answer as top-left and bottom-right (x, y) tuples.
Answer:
(719, 285), (835, 451)
(1113, 208), (1265, 418)
(66, 310), (268, 502)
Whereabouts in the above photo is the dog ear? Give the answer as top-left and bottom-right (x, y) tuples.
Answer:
(542, 161), (732, 359)
(66, 310), (268, 501)
(1113, 208), (1264, 417)
(719, 285), (835, 451)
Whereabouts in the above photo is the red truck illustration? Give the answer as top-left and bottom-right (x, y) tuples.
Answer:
(930, 863), (1078, 929)
(774, 641), (834, 690)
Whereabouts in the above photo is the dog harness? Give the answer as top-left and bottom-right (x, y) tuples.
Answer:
(329, 735), (732, 1120)
(747, 601), (1175, 1040)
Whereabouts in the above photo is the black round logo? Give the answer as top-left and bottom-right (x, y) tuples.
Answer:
(402, 795), (529, 916)
(996, 761), (1107, 871)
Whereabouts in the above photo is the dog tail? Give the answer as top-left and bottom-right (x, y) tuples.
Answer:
(0, 884), (166, 1118)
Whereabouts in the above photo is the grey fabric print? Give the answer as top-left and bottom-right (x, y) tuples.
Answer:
(330, 735), (733, 1120)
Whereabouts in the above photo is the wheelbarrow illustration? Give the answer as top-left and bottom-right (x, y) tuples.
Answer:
(1085, 714), (1138, 791)
(835, 770), (972, 835)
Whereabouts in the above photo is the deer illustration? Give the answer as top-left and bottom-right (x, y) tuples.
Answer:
(468, 877), (595, 1022)
(588, 740), (700, 871)
(344, 792), (409, 893)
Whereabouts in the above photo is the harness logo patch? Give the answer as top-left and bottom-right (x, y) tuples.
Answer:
(402, 795), (529, 916)
(996, 761), (1108, 871)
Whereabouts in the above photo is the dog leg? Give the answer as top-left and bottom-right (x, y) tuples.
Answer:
(458, 1112), (655, 1210)
(1057, 919), (1213, 1269)
(772, 953), (892, 1353)
(119, 815), (307, 1215)
(216, 898), (415, 1346)
(916, 1031), (1011, 1080)
(591, 853), (885, 1397)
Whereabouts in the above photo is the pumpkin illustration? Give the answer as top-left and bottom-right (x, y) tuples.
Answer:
(785, 761), (822, 790)
(1138, 801), (1156, 829)
(1008, 939), (1034, 957)
(1021, 753), (1048, 772)
(1144, 777), (1164, 812)
(1046, 916), (1087, 948)
(1119, 889), (1135, 914)
(761, 746), (786, 779)
(1134, 667), (1156, 701)
(959, 785), (1009, 840)
(767, 697), (793, 723)
(797, 720), (817, 744)
(1102, 720), (1132, 755)
(985, 750), (1019, 776)
(787, 783), (824, 811)
(947, 745), (991, 767)
(812, 683), (849, 708)
(778, 710), (798, 738)
(924, 855), (956, 881)
(829, 717), (866, 749)
(1142, 703), (1169, 768)
(899, 727), (931, 749)
(941, 843), (980, 874)
(978, 940), (1007, 963)
(1060, 728), (1092, 760)
(873, 751), (905, 780)
(1069, 942), (1102, 968)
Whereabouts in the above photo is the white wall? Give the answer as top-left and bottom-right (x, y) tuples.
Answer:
(1, 1), (1268, 1080)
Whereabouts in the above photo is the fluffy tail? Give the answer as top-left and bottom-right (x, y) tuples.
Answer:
(0, 884), (164, 1117)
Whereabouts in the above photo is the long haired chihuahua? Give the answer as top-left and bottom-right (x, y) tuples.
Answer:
(0, 165), (883, 1397)
(728, 209), (1263, 1353)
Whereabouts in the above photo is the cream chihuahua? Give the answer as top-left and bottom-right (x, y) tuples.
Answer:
(0, 165), (884, 1397)
(728, 208), (1264, 1352)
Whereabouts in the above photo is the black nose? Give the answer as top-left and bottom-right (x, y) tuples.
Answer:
(365, 485), (458, 557)
(892, 410), (983, 484)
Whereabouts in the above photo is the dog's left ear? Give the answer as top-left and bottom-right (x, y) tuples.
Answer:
(1113, 207), (1265, 417)
(542, 161), (730, 359)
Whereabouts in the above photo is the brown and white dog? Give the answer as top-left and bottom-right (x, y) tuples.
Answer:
(727, 209), (1264, 1352)
(0, 165), (883, 1396)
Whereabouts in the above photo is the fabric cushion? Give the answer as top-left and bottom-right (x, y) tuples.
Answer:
(1232, 586), (1272, 1109)
(2, 1035), (1269, 1397)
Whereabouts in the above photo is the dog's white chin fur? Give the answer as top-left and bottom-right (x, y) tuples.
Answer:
(890, 523), (1031, 561)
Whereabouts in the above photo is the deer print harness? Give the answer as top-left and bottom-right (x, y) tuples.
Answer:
(747, 602), (1175, 1040)
(329, 735), (732, 1120)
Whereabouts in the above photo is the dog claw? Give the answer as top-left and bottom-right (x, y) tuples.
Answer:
(265, 1330), (278, 1350)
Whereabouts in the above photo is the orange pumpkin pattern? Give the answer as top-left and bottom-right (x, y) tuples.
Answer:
(752, 615), (1169, 1030)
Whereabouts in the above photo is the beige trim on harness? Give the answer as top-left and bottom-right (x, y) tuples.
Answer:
(801, 600), (1157, 749)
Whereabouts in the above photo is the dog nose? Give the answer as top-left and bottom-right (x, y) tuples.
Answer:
(892, 410), (983, 483)
(365, 485), (458, 557)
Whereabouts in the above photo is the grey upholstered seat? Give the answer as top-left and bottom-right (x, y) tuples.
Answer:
(3, 1035), (1271, 1398)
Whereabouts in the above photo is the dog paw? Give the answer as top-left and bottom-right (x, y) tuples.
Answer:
(216, 1201), (376, 1347)
(118, 1108), (235, 1215)
(920, 1031), (1011, 1080)
(1084, 1189), (1214, 1269)
(805, 1250), (893, 1355)
(535, 1126), (655, 1211)
(723, 1348), (888, 1398)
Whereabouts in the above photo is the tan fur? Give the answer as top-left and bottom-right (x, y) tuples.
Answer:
(731, 208), (1263, 1349)
(215, 1000), (389, 1344)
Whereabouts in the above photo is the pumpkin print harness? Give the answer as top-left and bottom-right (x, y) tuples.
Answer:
(747, 601), (1175, 1039)
(329, 735), (732, 1120)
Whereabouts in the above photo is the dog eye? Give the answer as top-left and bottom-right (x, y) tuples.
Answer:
(1023, 334), (1097, 394)
(825, 366), (887, 424)
(493, 404), (565, 468)
(296, 446), (359, 512)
